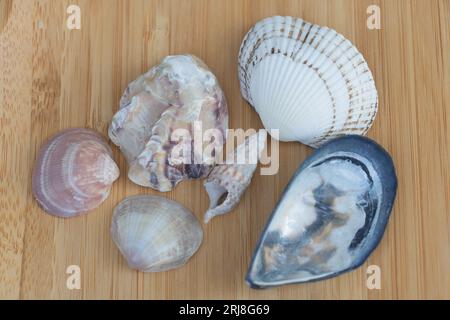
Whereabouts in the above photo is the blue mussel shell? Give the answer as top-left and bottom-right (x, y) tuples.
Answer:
(246, 135), (397, 288)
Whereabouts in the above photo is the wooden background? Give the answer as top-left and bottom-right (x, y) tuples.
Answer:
(0, 0), (449, 300)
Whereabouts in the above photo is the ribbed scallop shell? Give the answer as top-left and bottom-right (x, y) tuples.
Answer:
(203, 131), (266, 223)
(32, 128), (120, 217)
(111, 195), (203, 272)
(238, 16), (378, 147)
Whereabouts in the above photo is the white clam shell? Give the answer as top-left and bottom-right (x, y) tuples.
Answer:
(238, 16), (378, 147)
(32, 128), (120, 218)
(204, 131), (266, 223)
(111, 195), (203, 272)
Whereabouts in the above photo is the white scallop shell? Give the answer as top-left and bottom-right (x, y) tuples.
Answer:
(238, 16), (378, 147)
(204, 131), (266, 223)
(111, 195), (203, 272)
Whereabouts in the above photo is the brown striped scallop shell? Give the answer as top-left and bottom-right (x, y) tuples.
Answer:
(238, 16), (378, 148)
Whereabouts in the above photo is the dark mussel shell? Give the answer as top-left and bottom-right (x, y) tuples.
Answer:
(246, 135), (397, 288)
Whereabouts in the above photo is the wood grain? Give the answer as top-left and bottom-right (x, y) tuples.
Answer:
(0, 0), (449, 299)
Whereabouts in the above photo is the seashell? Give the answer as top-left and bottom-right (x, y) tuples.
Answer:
(238, 16), (378, 147)
(203, 131), (266, 223)
(109, 90), (169, 164)
(109, 55), (228, 191)
(111, 195), (203, 272)
(246, 135), (397, 288)
(32, 128), (120, 218)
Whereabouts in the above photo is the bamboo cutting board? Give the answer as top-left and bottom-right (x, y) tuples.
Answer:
(0, 0), (449, 300)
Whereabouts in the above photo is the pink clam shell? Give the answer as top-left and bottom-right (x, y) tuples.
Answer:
(32, 128), (120, 217)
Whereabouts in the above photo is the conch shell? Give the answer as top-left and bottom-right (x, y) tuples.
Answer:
(109, 55), (229, 191)
(32, 128), (120, 217)
(111, 195), (203, 272)
(203, 131), (266, 223)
